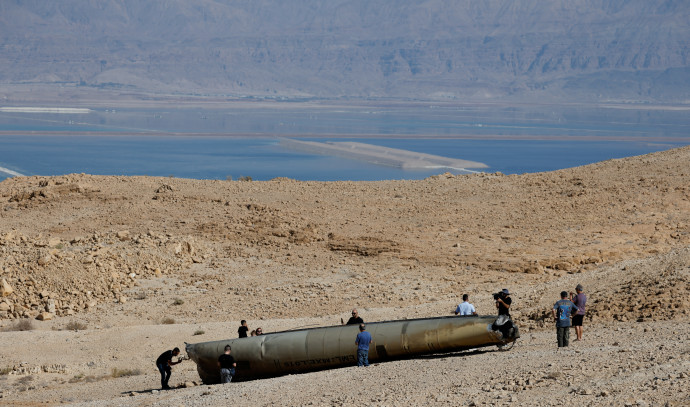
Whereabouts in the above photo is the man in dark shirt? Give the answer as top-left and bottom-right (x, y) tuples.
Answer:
(496, 289), (512, 316)
(343, 308), (364, 325)
(238, 320), (248, 338)
(217, 345), (236, 383)
(155, 347), (182, 389)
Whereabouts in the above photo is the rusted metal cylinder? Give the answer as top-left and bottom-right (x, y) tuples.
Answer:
(186, 315), (518, 383)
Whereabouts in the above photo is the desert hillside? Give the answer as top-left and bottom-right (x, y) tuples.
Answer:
(0, 147), (688, 406)
(2, 1), (689, 102)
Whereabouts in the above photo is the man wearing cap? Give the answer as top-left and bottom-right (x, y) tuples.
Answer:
(553, 291), (579, 347)
(570, 284), (587, 341)
(495, 288), (512, 316)
(355, 323), (372, 367)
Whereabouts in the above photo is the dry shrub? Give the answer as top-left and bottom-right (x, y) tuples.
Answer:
(193, 330), (205, 336)
(65, 321), (88, 331)
(162, 317), (175, 325)
(4, 319), (34, 332)
(173, 298), (184, 306)
(18, 375), (34, 384)
(111, 368), (142, 378)
(69, 373), (103, 383)
(68, 374), (85, 383)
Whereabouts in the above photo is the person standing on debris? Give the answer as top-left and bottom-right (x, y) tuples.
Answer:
(355, 323), (372, 367)
(156, 347), (182, 390)
(238, 320), (249, 338)
(217, 345), (236, 383)
(553, 291), (579, 347)
(343, 308), (364, 325)
(570, 284), (587, 341)
(455, 294), (477, 316)
(495, 289), (512, 316)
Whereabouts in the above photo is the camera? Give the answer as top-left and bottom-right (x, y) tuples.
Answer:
(493, 292), (503, 300)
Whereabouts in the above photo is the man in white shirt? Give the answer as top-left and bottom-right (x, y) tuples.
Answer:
(454, 294), (477, 316)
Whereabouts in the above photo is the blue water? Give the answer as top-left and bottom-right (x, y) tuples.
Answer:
(1, 103), (688, 181)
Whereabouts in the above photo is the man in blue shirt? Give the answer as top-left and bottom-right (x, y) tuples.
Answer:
(454, 294), (477, 316)
(355, 323), (372, 367)
(552, 291), (579, 347)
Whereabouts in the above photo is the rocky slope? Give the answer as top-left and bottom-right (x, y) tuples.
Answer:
(0, 146), (688, 405)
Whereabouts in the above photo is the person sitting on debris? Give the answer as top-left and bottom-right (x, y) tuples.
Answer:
(238, 320), (249, 338)
(454, 294), (477, 316)
(250, 329), (256, 336)
(217, 345), (236, 383)
(342, 308), (364, 325)
(155, 347), (183, 390)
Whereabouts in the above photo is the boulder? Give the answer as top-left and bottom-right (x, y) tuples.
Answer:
(1, 279), (13, 297)
(116, 231), (130, 241)
(37, 255), (52, 266)
(36, 312), (53, 321)
(45, 299), (56, 313)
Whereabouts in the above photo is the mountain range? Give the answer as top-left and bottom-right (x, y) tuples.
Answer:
(1, 0), (688, 102)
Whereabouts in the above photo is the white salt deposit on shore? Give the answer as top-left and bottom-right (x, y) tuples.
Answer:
(0, 107), (91, 114)
(0, 165), (24, 177)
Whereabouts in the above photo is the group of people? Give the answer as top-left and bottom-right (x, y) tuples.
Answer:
(452, 288), (512, 317)
(155, 309), (372, 389)
(156, 288), (586, 389)
(237, 320), (263, 338)
(342, 309), (372, 367)
(552, 284), (587, 347)
(454, 285), (587, 348)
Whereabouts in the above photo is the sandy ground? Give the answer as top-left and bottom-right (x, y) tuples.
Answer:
(0, 146), (689, 406)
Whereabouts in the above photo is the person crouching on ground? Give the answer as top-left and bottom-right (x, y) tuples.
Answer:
(553, 291), (578, 348)
(217, 345), (236, 383)
(155, 347), (182, 389)
(355, 323), (372, 367)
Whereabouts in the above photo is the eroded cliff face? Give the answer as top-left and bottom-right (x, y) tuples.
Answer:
(1, 0), (688, 102)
